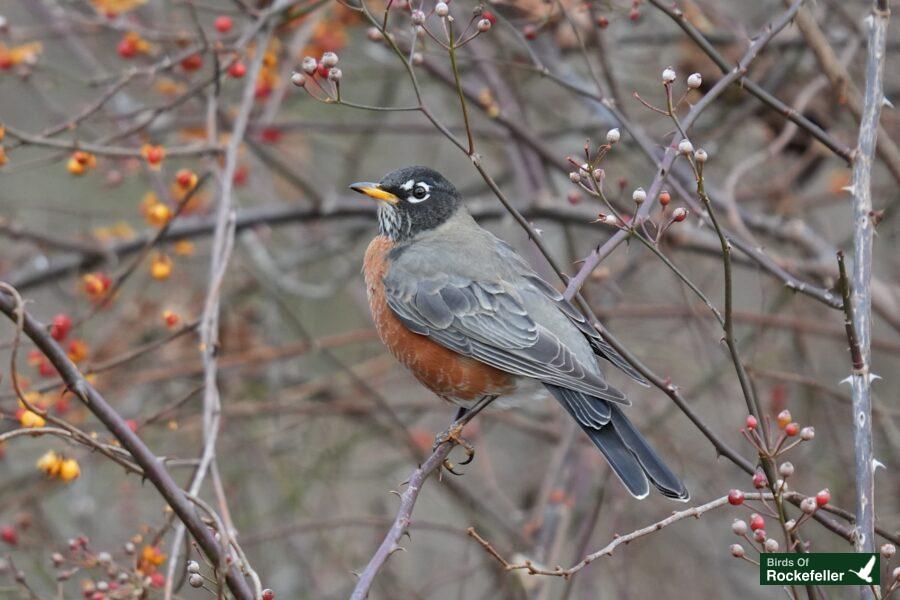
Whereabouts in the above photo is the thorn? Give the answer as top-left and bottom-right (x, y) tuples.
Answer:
(839, 375), (853, 386)
(883, 96), (894, 109)
(389, 490), (402, 498)
(873, 459), (886, 471)
(869, 373), (882, 383)
(841, 184), (857, 195)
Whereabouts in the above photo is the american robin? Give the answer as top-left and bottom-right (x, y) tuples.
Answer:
(351, 166), (688, 500)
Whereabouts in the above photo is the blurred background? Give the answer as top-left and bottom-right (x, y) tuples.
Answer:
(0, 0), (898, 598)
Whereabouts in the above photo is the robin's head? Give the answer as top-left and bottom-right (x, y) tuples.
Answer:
(350, 166), (461, 242)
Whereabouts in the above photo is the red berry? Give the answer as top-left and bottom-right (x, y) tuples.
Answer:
(228, 61), (246, 78)
(727, 489), (745, 506)
(752, 472), (767, 489)
(753, 528), (767, 543)
(482, 11), (496, 25)
(117, 37), (137, 59)
(126, 419), (138, 433)
(629, 7), (640, 21)
(1, 525), (17, 546)
(149, 572), (165, 588)
(260, 127), (281, 144)
(38, 360), (57, 378)
(233, 165), (248, 186)
(181, 54), (203, 72)
(596, 16), (609, 28)
(214, 15), (233, 34)
(316, 63), (330, 78)
(523, 24), (537, 40)
(785, 422), (799, 436)
(749, 513), (765, 531)
(0, 55), (13, 70)
(567, 191), (581, 205)
(745, 415), (758, 431)
(658, 190), (671, 206)
(50, 313), (73, 341)
(261, 590), (275, 600)
(816, 489), (831, 507)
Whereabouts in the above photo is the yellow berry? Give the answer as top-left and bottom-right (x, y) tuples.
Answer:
(58, 458), (80, 482)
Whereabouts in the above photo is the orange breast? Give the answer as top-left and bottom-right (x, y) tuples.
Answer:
(364, 236), (515, 402)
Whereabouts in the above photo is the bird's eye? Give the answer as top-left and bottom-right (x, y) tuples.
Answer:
(412, 185), (428, 200)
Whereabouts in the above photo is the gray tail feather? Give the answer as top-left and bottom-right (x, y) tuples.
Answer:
(545, 385), (689, 501)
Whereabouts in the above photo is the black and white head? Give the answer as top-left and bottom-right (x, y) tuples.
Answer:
(350, 166), (461, 242)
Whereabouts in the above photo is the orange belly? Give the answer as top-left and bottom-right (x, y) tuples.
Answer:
(364, 236), (515, 403)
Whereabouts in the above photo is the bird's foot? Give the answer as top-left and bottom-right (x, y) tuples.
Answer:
(433, 422), (475, 475)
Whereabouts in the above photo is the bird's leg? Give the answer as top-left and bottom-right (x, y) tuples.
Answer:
(434, 396), (496, 474)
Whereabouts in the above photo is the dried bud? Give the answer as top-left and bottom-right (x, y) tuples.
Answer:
(753, 528), (767, 543)
(301, 56), (317, 75)
(694, 148), (708, 163)
(477, 18), (492, 32)
(731, 519), (747, 535)
(661, 67), (676, 84)
(411, 9), (426, 24)
(569, 171), (582, 183)
(187, 561), (200, 574)
(189, 574), (204, 588)
(591, 168), (604, 181)
(321, 52), (339, 68)
(894, 566), (900, 582)
(800, 497), (817, 514)
(687, 72), (702, 89)
(632, 187), (646, 204)
(290, 72), (306, 87)
(776, 409), (792, 429)
(672, 207), (688, 222)
(677, 139), (693, 155)
(730, 544), (745, 558)
(435, 2), (449, 17)
(764, 538), (779, 553)
(412, 52), (424, 66)
(881, 543), (896, 559)
(778, 462), (794, 478)
(800, 426), (815, 441)
(327, 68), (342, 82)
(785, 519), (796, 530)
(728, 489), (744, 506)
(752, 472), (767, 489)
(367, 27), (384, 42)
(97, 552), (111, 565)
(606, 128), (620, 144)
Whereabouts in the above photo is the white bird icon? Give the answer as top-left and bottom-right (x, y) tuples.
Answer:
(848, 555), (877, 583)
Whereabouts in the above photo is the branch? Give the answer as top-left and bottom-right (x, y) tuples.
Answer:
(846, 0), (889, 573)
(0, 287), (254, 599)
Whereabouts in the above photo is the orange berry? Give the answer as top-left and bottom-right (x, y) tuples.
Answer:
(20, 410), (46, 428)
(67, 339), (88, 363)
(173, 240), (195, 256)
(81, 272), (111, 298)
(145, 202), (172, 227)
(67, 157), (86, 175)
(150, 253), (173, 280)
(36, 450), (62, 476)
(776, 410), (792, 429)
(58, 458), (80, 482)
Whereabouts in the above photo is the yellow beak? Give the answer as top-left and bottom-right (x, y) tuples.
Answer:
(349, 182), (399, 205)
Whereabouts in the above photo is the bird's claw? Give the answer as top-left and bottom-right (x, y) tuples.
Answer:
(433, 422), (476, 474)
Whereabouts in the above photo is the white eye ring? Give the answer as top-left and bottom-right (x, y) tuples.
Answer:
(408, 182), (430, 203)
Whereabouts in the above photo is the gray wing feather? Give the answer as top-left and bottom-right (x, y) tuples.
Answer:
(383, 271), (627, 403)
